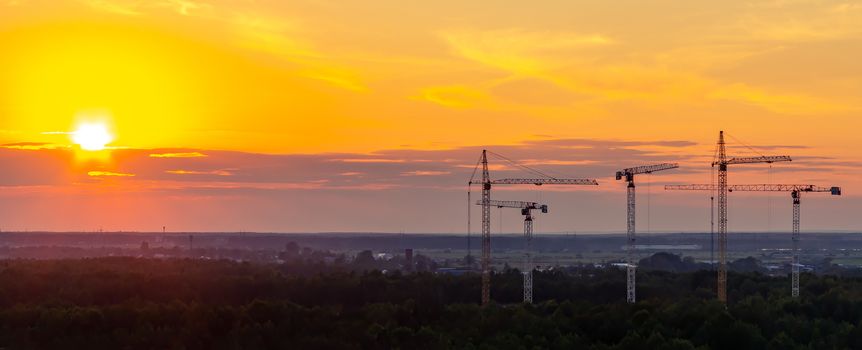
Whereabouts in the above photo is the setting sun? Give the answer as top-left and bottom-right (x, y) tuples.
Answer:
(72, 123), (113, 151)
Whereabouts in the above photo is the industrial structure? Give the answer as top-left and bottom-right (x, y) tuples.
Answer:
(616, 163), (679, 303)
(707, 131), (792, 303)
(666, 184), (840, 297)
(476, 200), (548, 303)
(468, 150), (598, 305)
(405, 248), (414, 272)
(465, 131), (843, 305)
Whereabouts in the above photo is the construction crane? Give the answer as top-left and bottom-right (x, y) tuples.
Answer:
(476, 199), (548, 303)
(615, 163), (679, 303)
(708, 131), (791, 303)
(468, 150), (598, 306)
(491, 178), (599, 185)
(666, 184), (840, 298)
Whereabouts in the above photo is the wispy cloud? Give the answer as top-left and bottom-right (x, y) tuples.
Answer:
(710, 83), (854, 114)
(333, 158), (407, 163)
(80, 0), (212, 17)
(305, 71), (367, 92)
(160, 0), (209, 16)
(401, 170), (451, 176)
(1, 142), (64, 150)
(83, 0), (141, 16)
(417, 85), (490, 108)
(149, 152), (207, 158)
(229, 14), (368, 92)
(520, 159), (599, 166)
(439, 28), (614, 74)
(166, 169), (233, 176)
(88, 171), (135, 177)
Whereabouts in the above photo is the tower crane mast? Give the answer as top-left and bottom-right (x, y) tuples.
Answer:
(666, 184), (840, 298)
(615, 163), (678, 303)
(710, 131), (791, 303)
(479, 151), (491, 306)
(476, 199), (548, 303)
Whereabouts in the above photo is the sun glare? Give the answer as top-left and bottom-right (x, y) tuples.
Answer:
(72, 123), (113, 151)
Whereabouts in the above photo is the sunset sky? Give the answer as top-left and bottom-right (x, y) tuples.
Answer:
(1, 0), (860, 233)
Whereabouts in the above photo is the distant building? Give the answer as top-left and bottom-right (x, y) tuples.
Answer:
(436, 268), (469, 276)
(375, 253), (393, 261)
(405, 248), (414, 272)
(140, 241), (151, 258)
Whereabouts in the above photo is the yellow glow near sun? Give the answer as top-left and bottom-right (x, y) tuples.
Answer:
(72, 123), (113, 151)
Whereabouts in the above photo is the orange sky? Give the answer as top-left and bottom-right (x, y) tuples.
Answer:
(0, 0), (860, 233)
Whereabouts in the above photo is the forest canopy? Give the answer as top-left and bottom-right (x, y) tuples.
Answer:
(0, 257), (861, 349)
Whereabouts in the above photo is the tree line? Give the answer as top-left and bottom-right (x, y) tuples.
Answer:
(1, 257), (862, 349)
